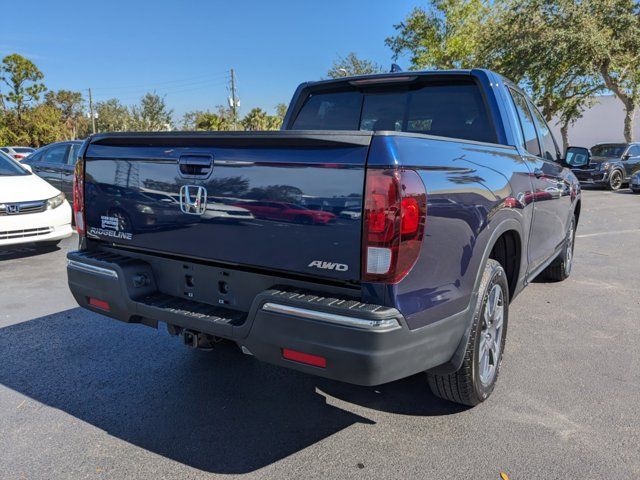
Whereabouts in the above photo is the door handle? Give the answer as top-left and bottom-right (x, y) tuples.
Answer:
(178, 154), (213, 177)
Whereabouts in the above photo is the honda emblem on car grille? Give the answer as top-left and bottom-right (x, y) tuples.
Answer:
(6, 204), (20, 215)
(179, 185), (207, 215)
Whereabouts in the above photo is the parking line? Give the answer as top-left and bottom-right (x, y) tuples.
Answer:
(577, 228), (640, 238)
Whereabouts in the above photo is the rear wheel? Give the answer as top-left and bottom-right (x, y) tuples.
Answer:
(427, 259), (509, 406)
(540, 217), (575, 282)
(607, 170), (623, 191)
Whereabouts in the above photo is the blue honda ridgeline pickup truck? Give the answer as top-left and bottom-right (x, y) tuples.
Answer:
(67, 69), (583, 406)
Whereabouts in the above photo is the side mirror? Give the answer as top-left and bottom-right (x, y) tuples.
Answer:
(564, 146), (591, 168)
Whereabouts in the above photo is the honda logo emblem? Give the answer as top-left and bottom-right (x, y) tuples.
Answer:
(6, 204), (20, 215)
(179, 185), (207, 215)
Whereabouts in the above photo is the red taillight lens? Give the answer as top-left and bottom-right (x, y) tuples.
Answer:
(362, 169), (426, 284)
(14, 154), (25, 160)
(73, 159), (86, 236)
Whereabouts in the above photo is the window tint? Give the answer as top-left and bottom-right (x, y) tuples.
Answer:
(360, 92), (406, 132)
(68, 143), (81, 165)
(292, 81), (496, 143)
(529, 101), (558, 161)
(509, 89), (541, 156)
(42, 144), (69, 164)
(627, 145), (640, 156)
(0, 147), (9, 153)
(25, 149), (44, 163)
(292, 91), (362, 130)
(0, 151), (29, 176)
(590, 144), (626, 157)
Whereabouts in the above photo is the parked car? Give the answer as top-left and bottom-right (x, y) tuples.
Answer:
(66, 69), (582, 407)
(1, 146), (35, 161)
(568, 142), (640, 191)
(22, 141), (83, 200)
(238, 201), (336, 224)
(0, 150), (72, 248)
(631, 171), (640, 193)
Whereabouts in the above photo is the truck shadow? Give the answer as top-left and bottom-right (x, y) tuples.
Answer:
(0, 308), (462, 474)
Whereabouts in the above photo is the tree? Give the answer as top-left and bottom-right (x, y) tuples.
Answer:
(183, 106), (235, 131)
(275, 103), (288, 127)
(45, 89), (85, 139)
(130, 92), (173, 131)
(587, 0), (640, 142)
(327, 53), (383, 78)
(386, 1), (489, 69)
(21, 104), (68, 147)
(95, 98), (131, 132)
(241, 107), (281, 131)
(479, 0), (604, 149)
(0, 54), (46, 119)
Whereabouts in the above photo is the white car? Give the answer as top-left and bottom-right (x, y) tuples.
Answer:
(202, 202), (255, 222)
(0, 151), (73, 248)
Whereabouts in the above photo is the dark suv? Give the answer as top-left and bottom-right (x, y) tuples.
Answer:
(22, 141), (84, 200)
(569, 142), (640, 191)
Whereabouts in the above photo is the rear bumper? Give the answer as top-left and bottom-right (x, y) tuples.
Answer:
(67, 249), (468, 386)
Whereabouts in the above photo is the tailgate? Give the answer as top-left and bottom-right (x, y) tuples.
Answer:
(83, 132), (371, 282)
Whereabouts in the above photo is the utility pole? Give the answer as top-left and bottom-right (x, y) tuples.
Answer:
(229, 68), (239, 130)
(88, 88), (96, 134)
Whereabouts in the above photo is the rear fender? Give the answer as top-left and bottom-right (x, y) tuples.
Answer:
(429, 218), (524, 375)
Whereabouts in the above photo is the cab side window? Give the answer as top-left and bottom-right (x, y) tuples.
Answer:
(528, 102), (559, 161)
(509, 88), (541, 157)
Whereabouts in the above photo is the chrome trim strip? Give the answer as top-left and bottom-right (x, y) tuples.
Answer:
(261, 302), (400, 331)
(67, 259), (119, 279)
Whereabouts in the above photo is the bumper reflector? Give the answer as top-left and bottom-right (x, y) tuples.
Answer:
(282, 348), (327, 368)
(89, 297), (110, 311)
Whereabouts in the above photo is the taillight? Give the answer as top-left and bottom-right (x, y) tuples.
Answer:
(73, 159), (86, 236)
(362, 169), (426, 283)
(14, 154), (25, 160)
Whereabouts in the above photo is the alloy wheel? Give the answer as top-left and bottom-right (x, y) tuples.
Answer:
(478, 284), (505, 386)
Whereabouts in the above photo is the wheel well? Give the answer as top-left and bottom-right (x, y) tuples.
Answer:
(489, 230), (521, 302)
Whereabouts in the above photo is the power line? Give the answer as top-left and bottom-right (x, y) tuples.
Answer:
(89, 73), (229, 93)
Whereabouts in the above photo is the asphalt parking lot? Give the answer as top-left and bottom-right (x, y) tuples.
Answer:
(1, 188), (639, 480)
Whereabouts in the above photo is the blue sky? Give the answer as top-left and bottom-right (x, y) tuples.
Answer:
(4, 0), (417, 120)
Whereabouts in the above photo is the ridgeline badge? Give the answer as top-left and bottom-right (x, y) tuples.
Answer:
(88, 215), (133, 240)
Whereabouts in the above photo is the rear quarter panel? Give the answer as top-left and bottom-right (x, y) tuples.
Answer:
(364, 134), (534, 329)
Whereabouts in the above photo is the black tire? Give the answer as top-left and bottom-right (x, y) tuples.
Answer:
(427, 259), (509, 406)
(540, 217), (576, 282)
(607, 170), (624, 191)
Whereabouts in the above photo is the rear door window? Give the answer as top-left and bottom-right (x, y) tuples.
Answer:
(291, 80), (496, 143)
(42, 144), (69, 164)
(529, 101), (559, 161)
(509, 89), (541, 157)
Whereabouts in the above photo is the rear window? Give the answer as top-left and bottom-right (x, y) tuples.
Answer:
(14, 147), (34, 153)
(291, 80), (496, 143)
